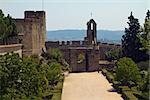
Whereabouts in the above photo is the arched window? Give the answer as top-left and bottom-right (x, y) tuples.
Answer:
(91, 22), (93, 30)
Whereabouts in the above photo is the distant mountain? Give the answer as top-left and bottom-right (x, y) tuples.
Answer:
(46, 30), (124, 44)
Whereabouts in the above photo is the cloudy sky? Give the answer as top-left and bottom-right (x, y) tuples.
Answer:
(0, 0), (149, 30)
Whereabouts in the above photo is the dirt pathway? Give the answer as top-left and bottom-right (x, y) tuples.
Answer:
(61, 72), (123, 100)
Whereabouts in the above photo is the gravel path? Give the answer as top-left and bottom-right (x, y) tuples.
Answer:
(61, 72), (123, 100)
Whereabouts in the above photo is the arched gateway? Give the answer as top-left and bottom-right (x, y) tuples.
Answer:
(46, 19), (100, 72)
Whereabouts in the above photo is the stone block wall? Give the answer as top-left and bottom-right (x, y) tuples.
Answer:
(45, 40), (121, 72)
(13, 11), (46, 56)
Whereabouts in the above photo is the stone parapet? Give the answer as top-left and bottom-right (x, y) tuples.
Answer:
(0, 44), (22, 57)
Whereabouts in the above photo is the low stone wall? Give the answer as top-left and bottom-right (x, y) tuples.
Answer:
(0, 44), (23, 57)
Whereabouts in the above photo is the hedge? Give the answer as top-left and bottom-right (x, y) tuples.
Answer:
(51, 93), (61, 100)
(53, 81), (63, 90)
(112, 81), (121, 89)
(118, 86), (138, 100)
(101, 69), (107, 76)
(122, 91), (138, 100)
(117, 86), (130, 93)
(106, 72), (114, 83)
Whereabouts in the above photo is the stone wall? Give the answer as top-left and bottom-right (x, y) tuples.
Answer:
(13, 11), (46, 56)
(0, 44), (22, 57)
(45, 41), (121, 72)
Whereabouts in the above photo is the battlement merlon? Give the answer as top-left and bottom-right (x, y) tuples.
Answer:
(25, 11), (46, 19)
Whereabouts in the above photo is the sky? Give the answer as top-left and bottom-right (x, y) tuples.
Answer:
(0, 0), (149, 30)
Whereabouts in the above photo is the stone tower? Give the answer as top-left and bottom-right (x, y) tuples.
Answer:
(84, 19), (97, 45)
(13, 11), (46, 56)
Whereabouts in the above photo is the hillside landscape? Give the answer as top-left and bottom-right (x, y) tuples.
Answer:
(46, 30), (124, 44)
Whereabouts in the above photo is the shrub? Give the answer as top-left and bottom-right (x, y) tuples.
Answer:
(112, 81), (121, 89)
(105, 48), (122, 61)
(118, 86), (130, 93)
(77, 53), (85, 64)
(122, 91), (138, 100)
(101, 69), (107, 76)
(137, 60), (149, 70)
(115, 57), (141, 86)
(51, 93), (61, 100)
(106, 72), (114, 83)
(53, 81), (63, 91)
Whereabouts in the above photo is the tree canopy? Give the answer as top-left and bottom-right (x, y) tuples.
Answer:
(115, 57), (141, 86)
(0, 53), (63, 99)
(122, 12), (148, 62)
(140, 10), (150, 55)
(0, 9), (17, 44)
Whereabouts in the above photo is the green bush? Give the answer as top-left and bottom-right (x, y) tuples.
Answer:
(134, 92), (149, 100)
(118, 86), (130, 93)
(137, 60), (149, 70)
(105, 48), (122, 61)
(51, 93), (61, 100)
(122, 91), (138, 100)
(53, 81), (63, 90)
(77, 53), (85, 64)
(115, 57), (141, 86)
(101, 69), (107, 76)
(0, 53), (64, 99)
(112, 81), (121, 89)
(106, 72), (114, 83)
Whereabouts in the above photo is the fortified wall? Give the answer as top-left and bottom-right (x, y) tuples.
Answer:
(45, 41), (121, 72)
(13, 11), (46, 56)
(46, 19), (121, 72)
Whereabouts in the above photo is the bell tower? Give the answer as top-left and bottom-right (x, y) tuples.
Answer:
(84, 19), (97, 45)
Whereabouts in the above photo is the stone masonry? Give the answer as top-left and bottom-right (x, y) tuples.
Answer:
(46, 19), (121, 72)
(13, 11), (46, 56)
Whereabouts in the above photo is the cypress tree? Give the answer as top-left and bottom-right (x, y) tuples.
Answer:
(122, 12), (143, 62)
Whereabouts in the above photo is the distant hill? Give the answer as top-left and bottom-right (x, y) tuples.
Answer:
(46, 30), (124, 44)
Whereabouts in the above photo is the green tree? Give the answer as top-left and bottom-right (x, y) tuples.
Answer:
(0, 9), (17, 44)
(122, 12), (144, 62)
(42, 48), (63, 62)
(0, 53), (50, 99)
(140, 10), (150, 55)
(105, 48), (122, 61)
(0, 53), (25, 99)
(115, 57), (141, 86)
(47, 62), (62, 87)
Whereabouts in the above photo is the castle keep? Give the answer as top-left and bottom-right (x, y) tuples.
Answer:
(13, 11), (46, 56)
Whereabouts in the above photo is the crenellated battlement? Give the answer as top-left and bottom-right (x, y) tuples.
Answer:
(45, 40), (121, 49)
(25, 11), (45, 19)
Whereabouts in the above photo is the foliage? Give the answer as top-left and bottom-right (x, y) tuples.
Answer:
(0, 9), (17, 44)
(47, 62), (62, 87)
(47, 48), (63, 61)
(105, 72), (114, 83)
(77, 53), (85, 63)
(139, 68), (149, 94)
(115, 57), (141, 86)
(137, 60), (149, 70)
(105, 48), (122, 61)
(101, 69), (108, 76)
(51, 93), (62, 100)
(0, 53), (63, 99)
(140, 10), (150, 55)
(122, 12), (146, 62)
(122, 91), (137, 100)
